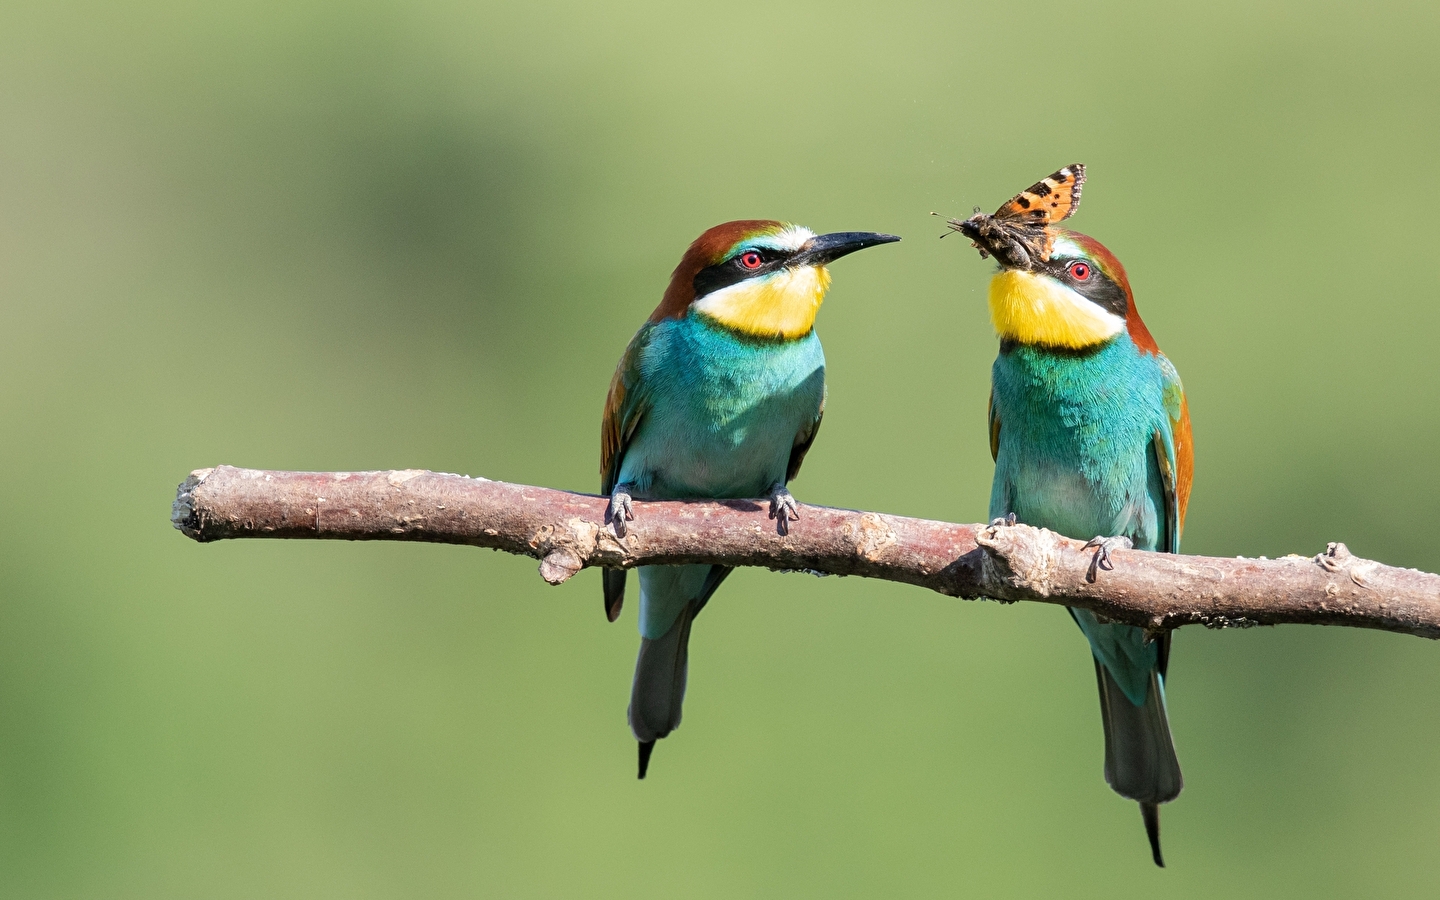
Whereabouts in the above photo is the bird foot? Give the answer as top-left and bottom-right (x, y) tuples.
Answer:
(988, 512), (1017, 529)
(767, 482), (800, 536)
(608, 484), (635, 538)
(1083, 534), (1134, 582)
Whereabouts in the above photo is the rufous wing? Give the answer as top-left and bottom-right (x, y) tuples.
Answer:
(1172, 394), (1193, 535)
(1150, 356), (1192, 554)
(601, 325), (654, 495)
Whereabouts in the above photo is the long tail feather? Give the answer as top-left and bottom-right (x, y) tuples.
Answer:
(628, 599), (697, 775)
(603, 569), (626, 622)
(627, 565), (730, 778)
(1141, 802), (1164, 867)
(1093, 659), (1182, 865)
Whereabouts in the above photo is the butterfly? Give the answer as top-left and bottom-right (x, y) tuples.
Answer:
(942, 164), (1086, 270)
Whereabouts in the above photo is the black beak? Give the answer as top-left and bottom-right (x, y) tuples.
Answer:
(790, 231), (900, 267)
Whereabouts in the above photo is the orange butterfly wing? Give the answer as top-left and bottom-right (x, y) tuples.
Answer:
(992, 163), (1086, 226)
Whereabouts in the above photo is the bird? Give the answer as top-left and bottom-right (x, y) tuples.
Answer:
(945, 165), (1193, 867)
(600, 219), (899, 779)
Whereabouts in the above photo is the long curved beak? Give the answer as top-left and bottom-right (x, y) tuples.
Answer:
(790, 231), (900, 267)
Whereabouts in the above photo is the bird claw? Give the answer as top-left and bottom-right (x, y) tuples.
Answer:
(767, 482), (800, 536)
(608, 485), (635, 538)
(988, 512), (1017, 529)
(1083, 535), (1133, 582)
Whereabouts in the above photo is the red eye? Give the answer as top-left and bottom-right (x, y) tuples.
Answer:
(1068, 261), (1091, 281)
(739, 251), (763, 269)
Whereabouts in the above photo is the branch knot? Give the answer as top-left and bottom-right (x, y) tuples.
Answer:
(848, 514), (898, 562)
(530, 517), (601, 585)
(975, 523), (1062, 598)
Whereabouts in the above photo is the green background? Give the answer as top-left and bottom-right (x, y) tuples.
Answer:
(2, 1), (1438, 896)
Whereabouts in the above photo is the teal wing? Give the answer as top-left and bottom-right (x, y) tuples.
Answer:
(987, 389), (1000, 462)
(600, 324), (656, 621)
(785, 387), (826, 483)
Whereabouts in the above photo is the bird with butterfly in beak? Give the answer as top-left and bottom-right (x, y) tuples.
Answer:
(944, 165), (1193, 867)
(600, 220), (899, 779)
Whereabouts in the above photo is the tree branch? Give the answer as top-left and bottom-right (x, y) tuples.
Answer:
(172, 465), (1440, 639)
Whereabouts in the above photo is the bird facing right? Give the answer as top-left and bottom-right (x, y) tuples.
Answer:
(600, 219), (899, 780)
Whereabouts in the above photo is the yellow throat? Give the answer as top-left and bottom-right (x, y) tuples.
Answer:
(693, 265), (831, 340)
(988, 268), (1124, 349)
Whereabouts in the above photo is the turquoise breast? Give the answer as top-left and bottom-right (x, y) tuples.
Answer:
(619, 312), (826, 500)
(989, 335), (1170, 553)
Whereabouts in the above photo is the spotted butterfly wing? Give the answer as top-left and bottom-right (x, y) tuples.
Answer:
(992, 164), (1086, 225)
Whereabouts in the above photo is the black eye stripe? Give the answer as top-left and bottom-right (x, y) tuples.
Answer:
(692, 247), (789, 299)
(1046, 257), (1127, 317)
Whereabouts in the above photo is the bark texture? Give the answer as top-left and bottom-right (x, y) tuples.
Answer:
(172, 466), (1440, 639)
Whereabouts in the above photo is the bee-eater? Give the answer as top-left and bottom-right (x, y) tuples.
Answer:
(948, 165), (1193, 866)
(601, 220), (899, 779)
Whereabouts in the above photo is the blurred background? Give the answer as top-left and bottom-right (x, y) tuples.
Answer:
(1, 0), (1437, 896)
